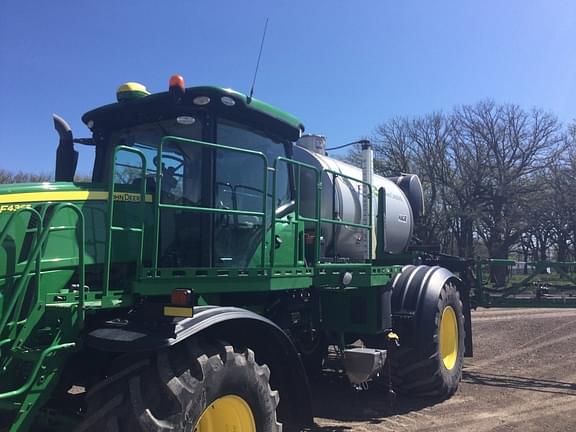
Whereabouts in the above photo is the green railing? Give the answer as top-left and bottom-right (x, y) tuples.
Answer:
(0, 342), (76, 401)
(270, 158), (373, 266)
(102, 145), (148, 298)
(0, 204), (85, 339)
(468, 259), (576, 308)
(321, 168), (373, 262)
(109, 137), (373, 273)
(151, 136), (269, 272)
(0, 203), (84, 400)
(0, 207), (43, 342)
(271, 157), (321, 267)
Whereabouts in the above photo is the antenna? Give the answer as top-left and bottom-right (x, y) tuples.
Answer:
(248, 18), (269, 103)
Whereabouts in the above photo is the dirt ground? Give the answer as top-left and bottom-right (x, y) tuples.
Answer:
(302, 308), (576, 432)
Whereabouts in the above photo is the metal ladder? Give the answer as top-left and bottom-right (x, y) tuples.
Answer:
(101, 145), (148, 301)
(0, 203), (85, 430)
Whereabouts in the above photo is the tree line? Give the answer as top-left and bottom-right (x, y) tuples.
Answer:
(0, 170), (90, 184)
(347, 100), (576, 264)
(0, 170), (52, 184)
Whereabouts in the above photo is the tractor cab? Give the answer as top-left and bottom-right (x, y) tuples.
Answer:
(56, 75), (304, 269)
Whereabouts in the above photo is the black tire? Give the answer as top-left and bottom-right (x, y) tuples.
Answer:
(390, 282), (465, 398)
(77, 340), (282, 432)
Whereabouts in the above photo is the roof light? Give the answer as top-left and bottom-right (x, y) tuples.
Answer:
(169, 74), (185, 91)
(116, 82), (150, 102)
(193, 96), (210, 106)
(221, 96), (236, 106)
(176, 116), (196, 125)
(169, 74), (186, 101)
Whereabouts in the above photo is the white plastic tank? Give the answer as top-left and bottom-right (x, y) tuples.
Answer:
(296, 134), (327, 155)
(293, 143), (417, 259)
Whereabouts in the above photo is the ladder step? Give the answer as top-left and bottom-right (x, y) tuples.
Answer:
(111, 226), (143, 233)
(48, 225), (78, 232)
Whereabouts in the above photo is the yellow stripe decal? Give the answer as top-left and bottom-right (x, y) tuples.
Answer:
(0, 191), (152, 204)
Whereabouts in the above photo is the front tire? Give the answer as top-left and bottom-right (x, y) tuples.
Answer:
(78, 340), (282, 432)
(390, 281), (465, 397)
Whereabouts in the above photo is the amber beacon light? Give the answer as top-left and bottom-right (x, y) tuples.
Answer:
(169, 74), (186, 99)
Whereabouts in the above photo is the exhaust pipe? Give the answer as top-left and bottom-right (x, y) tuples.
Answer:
(53, 114), (78, 182)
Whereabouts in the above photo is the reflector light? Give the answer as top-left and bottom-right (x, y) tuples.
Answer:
(171, 289), (193, 306)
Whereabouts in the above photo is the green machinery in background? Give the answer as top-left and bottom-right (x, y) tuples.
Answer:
(420, 254), (576, 308)
(473, 259), (576, 308)
(0, 76), (472, 431)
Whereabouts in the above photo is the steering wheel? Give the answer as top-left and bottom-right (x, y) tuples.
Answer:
(153, 154), (184, 172)
(152, 155), (183, 194)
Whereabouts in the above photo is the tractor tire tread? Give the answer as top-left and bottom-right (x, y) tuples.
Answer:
(389, 282), (465, 398)
(77, 340), (281, 432)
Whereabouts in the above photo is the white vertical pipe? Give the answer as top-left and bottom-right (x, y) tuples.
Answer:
(361, 140), (375, 260)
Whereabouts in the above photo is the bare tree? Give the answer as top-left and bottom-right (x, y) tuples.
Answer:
(451, 102), (563, 279)
(0, 169), (52, 184)
(372, 117), (414, 174)
(407, 113), (454, 251)
(352, 101), (566, 273)
(363, 115), (455, 251)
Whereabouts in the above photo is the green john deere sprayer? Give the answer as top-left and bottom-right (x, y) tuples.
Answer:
(0, 75), (472, 431)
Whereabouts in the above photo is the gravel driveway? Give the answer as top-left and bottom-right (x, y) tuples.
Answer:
(300, 308), (576, 431)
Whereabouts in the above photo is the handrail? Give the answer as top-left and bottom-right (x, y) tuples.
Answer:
(0, 342), (76, 400)
(104, 137), (374, 272)
(152, 136), (269, 271)
(0, 207), (43, 256)
(271, 157), (321, 267)
(103, 145), (147, 297)
(0, 203), (85, 337)
(0, 207), (42, 339)
(0, 202), (84, 407)
(270, 159), (374, 266)
(49, 203), (86, 317)
(321, 168), (373, 261)
(0, 208), (42, 342)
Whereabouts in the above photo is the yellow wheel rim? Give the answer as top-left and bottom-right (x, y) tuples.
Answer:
(195, 395), (256, 432)
(439, 306), (458, 370)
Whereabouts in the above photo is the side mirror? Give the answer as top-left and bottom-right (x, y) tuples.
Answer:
(53, 114), (78, 182)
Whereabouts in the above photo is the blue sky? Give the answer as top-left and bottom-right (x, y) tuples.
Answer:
(1, 1), (575, 176)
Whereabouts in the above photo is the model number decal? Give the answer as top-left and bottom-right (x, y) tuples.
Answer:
(0, 203), (33, 213)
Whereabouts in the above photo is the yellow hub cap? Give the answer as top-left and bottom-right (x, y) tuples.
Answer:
(195, 395), (256, 432)
(439, 306), (458, 370)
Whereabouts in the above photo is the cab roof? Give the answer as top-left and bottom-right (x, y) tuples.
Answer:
(82, 86), (305, 142)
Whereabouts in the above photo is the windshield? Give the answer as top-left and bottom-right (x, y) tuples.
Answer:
(215, 120), (291, 212)
(108, 117), (204, 204)
(212, 120), (292, 267)
(103, 116), (293, 268)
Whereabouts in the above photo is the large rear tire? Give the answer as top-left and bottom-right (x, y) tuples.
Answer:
(77, 340), (282, 432)
(390, 281), (465, 397)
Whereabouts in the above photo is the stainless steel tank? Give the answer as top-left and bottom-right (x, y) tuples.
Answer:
(293, 142), (418, 259)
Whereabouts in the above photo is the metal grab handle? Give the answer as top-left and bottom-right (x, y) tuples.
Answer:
(0, 342), (76, 400)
